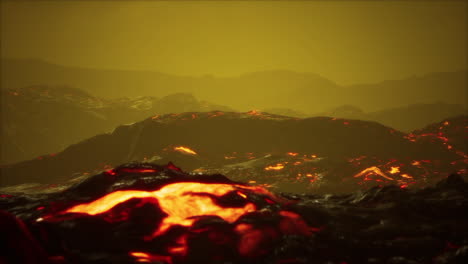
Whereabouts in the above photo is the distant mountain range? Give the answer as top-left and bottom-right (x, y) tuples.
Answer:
(2, 58), (466, 113)
(0, 86), (233, 164)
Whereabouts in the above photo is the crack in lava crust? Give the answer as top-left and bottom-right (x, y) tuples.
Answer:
(63, 182), (273, 240)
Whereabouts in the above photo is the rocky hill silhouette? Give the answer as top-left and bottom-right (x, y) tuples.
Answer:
(1, 111), (464, 194)
(0, 86), (233, 164)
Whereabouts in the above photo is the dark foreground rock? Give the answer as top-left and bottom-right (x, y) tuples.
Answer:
(1, 163), (467, 264)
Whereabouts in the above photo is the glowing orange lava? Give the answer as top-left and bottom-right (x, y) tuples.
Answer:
(64, 182), (277, 239)
(389, 166), (400, 174)
(130, 251), (172, 263)
(131, 252), (150, 258)
(354, 166), (394, 181)
(400, 173), (413, 179)
(264, 163), (285, 171)
(173, 146), (197, 155)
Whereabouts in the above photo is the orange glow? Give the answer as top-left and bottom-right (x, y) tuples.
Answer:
(119, 169), (156, 174)
(287, 152), (298, 157)
(444, 121), (450, 126)
(234, 223), (265, 257)
(264, 163), (285, 171)
(173, 146), (197, 155)
(130, 252), (150, 258)
(412, 161), (421, 166)
(237, 191), (248, 199)
(354, 166), (394, 180)
(389, 166), (400, 174)
(141, 169), (156, 173)
(279, 211), (313, 236)
(168, 235), (188, 256)
(63, 182), (278, 239)
(400, 173), (413, 179)
(247, 110), (261, 116)
(129, 251), (172, 264)
(234, 223), (253, 234)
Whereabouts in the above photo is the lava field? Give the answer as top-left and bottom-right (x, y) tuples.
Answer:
(1, 162), (467, 264)
(1, 112), (466, 263)
(1, 112), (466, 194)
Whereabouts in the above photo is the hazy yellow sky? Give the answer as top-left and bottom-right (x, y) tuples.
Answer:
(1, 1), (466, 85)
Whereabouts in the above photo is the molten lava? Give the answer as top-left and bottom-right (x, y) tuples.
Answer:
(63, 182), (273, 239)
(401, 173), (413, 179)
(173, 146), (197, 155)
(354, 166), (394, 181)
(264, 163), (285, 171)
(389, 166), (400, 174)
(130, 251), (172, 263)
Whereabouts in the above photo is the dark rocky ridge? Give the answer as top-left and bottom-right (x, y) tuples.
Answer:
(1, 111), (462, 189)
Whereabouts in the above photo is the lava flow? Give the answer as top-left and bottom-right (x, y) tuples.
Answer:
(173, 146), (197, 155)
(63, 182), (276, 239)
(264, 163), (285, 171)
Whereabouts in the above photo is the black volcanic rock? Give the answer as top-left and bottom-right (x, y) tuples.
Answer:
(410, 115), (468, 153)
(0, 163), (467, 264)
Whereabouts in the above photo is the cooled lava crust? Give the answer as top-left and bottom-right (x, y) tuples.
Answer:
(1, 162), (467, 264)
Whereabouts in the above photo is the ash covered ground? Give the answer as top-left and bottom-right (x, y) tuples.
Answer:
(1, 163), (467, 264)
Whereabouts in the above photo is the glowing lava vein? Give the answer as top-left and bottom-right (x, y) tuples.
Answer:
(63, 182), (271, 239)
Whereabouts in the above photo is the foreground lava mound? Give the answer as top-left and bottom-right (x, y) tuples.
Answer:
(1, 163), (468, 264)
